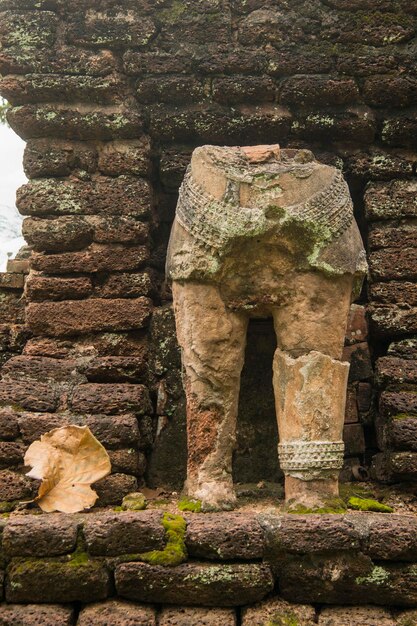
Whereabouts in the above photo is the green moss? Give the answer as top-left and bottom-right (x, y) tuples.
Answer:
(0, 501), (15, 513)
(348, 496), (393, 513)
(356, 565), (390, 586)
(393, 413), (414, 420)
(178, 497), (202, 513)
(286, 496), (347, 515)
(122, 492), (147, 511)
(265, 614), (300, 626)
(139, 512), (187, 567)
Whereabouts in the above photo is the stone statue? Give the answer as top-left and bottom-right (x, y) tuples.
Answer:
(166, 144), (367, 511)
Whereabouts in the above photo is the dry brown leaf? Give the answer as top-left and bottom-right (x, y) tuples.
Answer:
(24, 425), (111, 513)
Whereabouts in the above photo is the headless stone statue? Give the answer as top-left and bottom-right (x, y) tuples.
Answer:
(167, 144), (367, 511)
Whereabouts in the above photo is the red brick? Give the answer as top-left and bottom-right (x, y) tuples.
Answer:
(83, 511), (164, 556)
(31, 244), (149, 274)
(3, 514), (78, 557)
(70, 383), (151, 415)
(26, 297), (151, 336)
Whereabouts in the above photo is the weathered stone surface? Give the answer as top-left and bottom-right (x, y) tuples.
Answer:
(24, 139), (98, 178)
(115, 562), (274, 606)
(0, 11), (58, 49)
(376, 357), (417, 386)
(397, 609), (417, 626)
(343, 423), (366, 455)
(149, 104), (292, 144)
(18, 412), (141, 448)
(0, 291), (25, 324)
(356, 382), (372, 415)
(198, 48), (266, 75)
(26, 297), (151, 336)
(369, 248), (417, 281)
(364, 76), (417, 108)
(345, 151), (413, 181)
(81, 355), (148, 383)
(136, 76), (204, 104)
(23, 332), (147, 359)
(98, 139), (151, 177)
(159, 148), (192, 190)
(267, 48), (332, 77)
(77, 600), (156, 626)
(158, 607), (237, 626)
(71, 383), (151, 415)
(261, 515), (361, 560)
(1, 355), (82, 384)
(0, 273), (25, 290)
(0, 408), (19, 440)
(25, 274), (93, 302)
(344, 386), (359, 424)
(281, 76), (359, 107)
(0, 442), (25, 468)
(0, 74), (128, 106)
(380, 390), (417, 418)
(318, 605), (395, 626)
(388, 338), (417, 360)
(0, 379), (57, 411)
(365, 180), (417, 221)
(30, 244), (149, 275)
(369, 305), (417, 337)
(94, 473), (138, 506)
(23, 216), (94, 252)
(291, 108), (375, 144)
(0, 470), (34, 501)
(279, 552), (417, 606)
(6, 558), (111, 603)
(369, 221), (417, 251)
(84, 511), (164, 556)
(87, 216), (149, 245)
(365, 515), (417, 561)
(324, 11), (415, 46)
(95, 271), (154, 299)
(345, 304), (368, 345)
(8, 105), (144, 141)
(0, 604), (74, 626)
(370, 282), (417, 306)
(17, 175), (151, 217)
(0, 45), (117, 77)
(108, 449), (145, 475)
(3, 515), (78, 557)
(241, 597), (316, 626)
(390, 451), (417, 479)
(212, 76), (275, 105)
(382, 114), (417, 148)
(185, 513), (264, 560)
(123, 50), (192, 75)
(342, 342), (373, 382)
(389, 417), (417, 452)
(66, 10), (156, 48)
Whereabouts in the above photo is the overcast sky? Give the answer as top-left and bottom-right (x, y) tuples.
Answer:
(0, 123), (27, 209)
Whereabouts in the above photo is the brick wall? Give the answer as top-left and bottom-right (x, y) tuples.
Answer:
(0, 0), (416, 501)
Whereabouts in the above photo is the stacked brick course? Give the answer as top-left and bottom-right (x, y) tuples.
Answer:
(1, 511), (417, 621)
(0, 0), (416, 498)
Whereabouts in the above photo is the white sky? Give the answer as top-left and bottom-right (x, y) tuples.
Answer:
(0, 123), (27, 208)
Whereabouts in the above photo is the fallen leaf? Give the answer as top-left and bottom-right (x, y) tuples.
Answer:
(24, 425), (111, 513)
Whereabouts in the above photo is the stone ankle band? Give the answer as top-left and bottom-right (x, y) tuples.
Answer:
(278, 441), (345, 473)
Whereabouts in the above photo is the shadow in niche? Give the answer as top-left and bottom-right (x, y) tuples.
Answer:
(233, 317), (282, 484)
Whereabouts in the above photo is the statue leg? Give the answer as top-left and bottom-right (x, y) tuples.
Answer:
(172, 281), (248, 510)
(272, 273), (354, 509)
